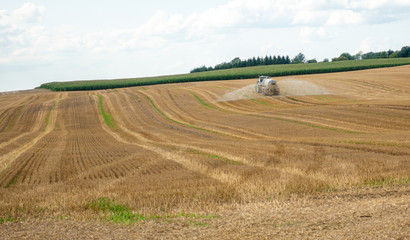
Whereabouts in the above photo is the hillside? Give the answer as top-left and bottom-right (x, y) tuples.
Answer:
(0, 65), (409, 238)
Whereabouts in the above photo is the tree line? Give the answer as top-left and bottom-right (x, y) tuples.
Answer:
(191, 46), (410, 73)
(332, 46), (410, 61)
(190, 55), (291, 73)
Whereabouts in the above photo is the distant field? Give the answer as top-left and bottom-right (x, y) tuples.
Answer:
(38, 58), (410, 91)
(1, 66), (409, 238)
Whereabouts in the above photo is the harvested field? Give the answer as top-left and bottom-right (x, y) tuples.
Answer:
(0, 66), (409, 239)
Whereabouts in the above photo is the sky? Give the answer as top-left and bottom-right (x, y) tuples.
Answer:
(1, 0), (409, 92)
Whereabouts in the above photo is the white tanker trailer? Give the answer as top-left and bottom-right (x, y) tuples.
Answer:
(255, 76), (280, 96)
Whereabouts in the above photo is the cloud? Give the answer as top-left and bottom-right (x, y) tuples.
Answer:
(1, 0), (410, 66)
(300, 27), (334, 42)
(12, 2), (45, 23)
(356, 38), (372, 54)
(326, 10), (364, 25)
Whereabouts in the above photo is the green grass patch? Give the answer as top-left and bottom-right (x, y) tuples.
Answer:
(89, 198), (219, 224)
(38, 58), (410, 91)
(213, 86), (233, 90)
(90, 198), (146, 224)
(0, 217), (18, 224)
(192, 93), (218, 109)
(59, 214), (70, 220)
(362, 177), (409, 187)
(208, 154), (241, 165)
(5, 170), (22, 188)
(243, 94), (271, 106)
(185, 148), (203, 154)
(98, 95), (116, 129)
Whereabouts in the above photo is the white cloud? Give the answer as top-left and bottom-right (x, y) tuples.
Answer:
(1, 0), (410, 75)
(326, 10), (363, 25)
(356, 38), (371, 53)
(300, 27), (334, 42)
(12, 2), (45, 23)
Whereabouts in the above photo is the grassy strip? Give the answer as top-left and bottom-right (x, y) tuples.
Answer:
(6, 106), (24, 131)
(5, 170), (22, 188)
(243, 94), (270, 105)
(192, 93), (218, 109)
(208, 155), (242, 165)
(90, 198), (146, 224)
(90, 198), (218, 224)
(0, 217), (18, 224)
(38, 58), (410, 91)
(362, 177), (409, 187)
(98, 95), (116, 129)
(45, 100), (56, 130)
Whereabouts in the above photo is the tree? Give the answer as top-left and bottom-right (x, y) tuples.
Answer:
(340, 53), (355, 60)
(230, 57), (241, 67)
(389, 51), (400, 58)
(398, 46), (410, 57)
(332, 52), (355, 61)
(307, 59), (317, 63)
(263, 56), (269, 65)
(292, 53), (305, 64)
(323, 58), (329, 62)
(354, 51), (363, 60)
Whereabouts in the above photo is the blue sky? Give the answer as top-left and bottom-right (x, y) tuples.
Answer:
(1, 0), (409, 92)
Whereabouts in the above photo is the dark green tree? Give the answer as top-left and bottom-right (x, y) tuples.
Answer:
(292, 53), (305, 64)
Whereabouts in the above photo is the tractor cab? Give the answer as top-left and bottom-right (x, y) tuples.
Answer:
(258, 76), (268, 83)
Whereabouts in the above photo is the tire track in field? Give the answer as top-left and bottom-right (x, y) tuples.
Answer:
(136, 91), (253, 140)
(0, 95), (61, 152)
(298, 107), (410, 131)
(350, 107), (410, 121)
(118, 91), (215, 139)
(134, 86), (409, 156)
(93, 94), (244, 185)
(156, 88), (269, 140)
(270, 111), (384, 132)
(176, 87), (410, 155)
(343, 78), (408, 94)
(186, 88), (365, 134)
(96, 92), (345, 187)
(0, 97), (60, 174)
